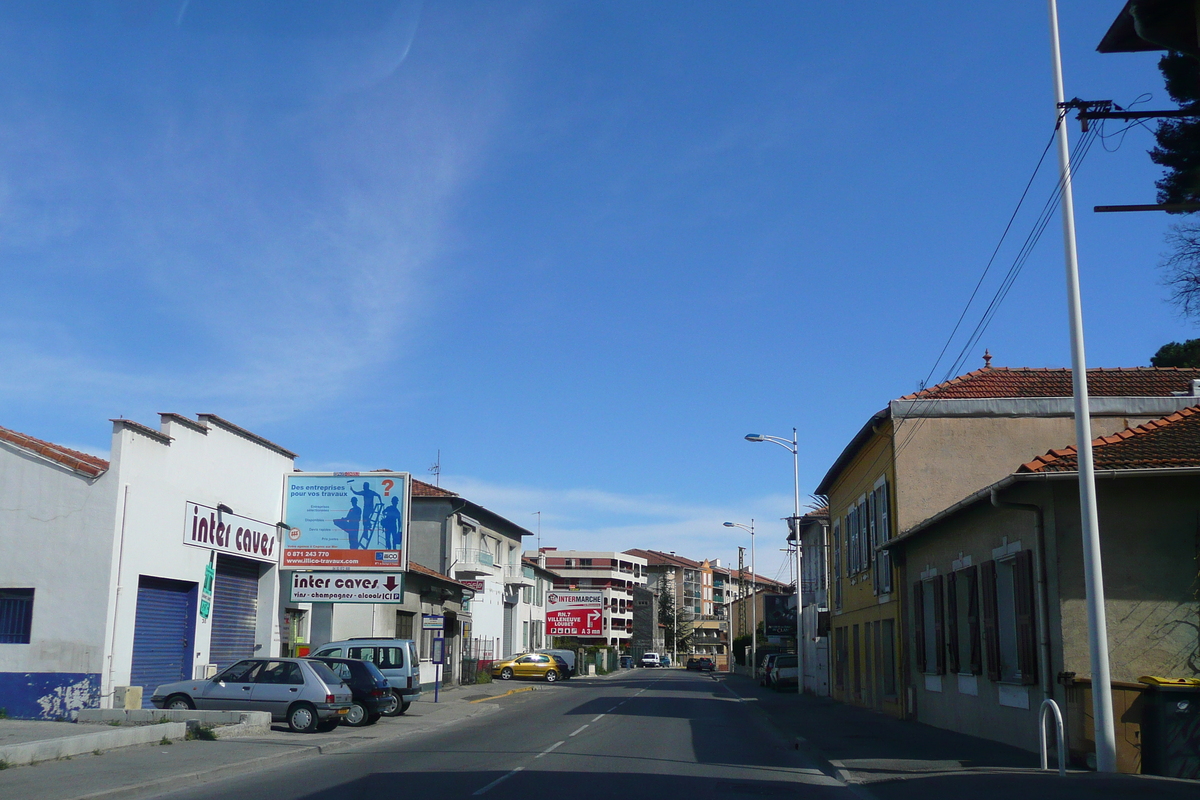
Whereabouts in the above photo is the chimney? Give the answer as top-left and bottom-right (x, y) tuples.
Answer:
(1192, 378), (1200, 397)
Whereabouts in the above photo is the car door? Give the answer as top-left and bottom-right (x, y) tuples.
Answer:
(512, 655), (536, 678)
(249, 660), (306, 718)
(199, 659), (262, 710)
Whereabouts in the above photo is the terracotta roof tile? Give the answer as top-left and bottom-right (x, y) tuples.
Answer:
(0, 424), (109, 478)
(902, 367), (1200, 400)
(411, 478), (459, 497)
(1018, 405), (1200, 473)
(407, 560), (467, 588)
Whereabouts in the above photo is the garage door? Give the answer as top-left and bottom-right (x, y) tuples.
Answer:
(209, 555), (260, 670)
(130, 576), (196, 708)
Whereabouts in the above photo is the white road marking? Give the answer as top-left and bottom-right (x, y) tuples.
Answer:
(592, 714), (605, 722)
(606, 707), (618, 712)
(535, 741), (565, 758)
(569, 724), (588, 737)
(472, 767), (523, 795)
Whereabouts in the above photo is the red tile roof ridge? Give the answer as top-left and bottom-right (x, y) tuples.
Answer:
(0, 424), (110, 478)
(407, 560), (467, 587)
(1018, 405), (1200, 473)
(902, 366), (1200, 401)
(411, 477), (459, 497)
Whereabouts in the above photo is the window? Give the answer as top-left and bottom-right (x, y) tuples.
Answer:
(947, 567), (981, 675)
(912, 575), (945, 675)
(522, 585), (532, 603)
(847, 508), (859, 574)
(0, 588), (34, 644)
(522, 621), (530, 651)
(396, 612), (414, 640)
(982, 552), (1037, 684)
(580, 558), (593, 567)
(872, 479), (892, 594)
(832, 521), (842, 611)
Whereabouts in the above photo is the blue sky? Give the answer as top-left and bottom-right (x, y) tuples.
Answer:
(0, 2), (1189, 582)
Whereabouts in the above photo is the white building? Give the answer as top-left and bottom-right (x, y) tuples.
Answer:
(0, 415), (293, 718)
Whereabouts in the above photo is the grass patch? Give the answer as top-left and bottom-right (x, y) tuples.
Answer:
(186, 725), (218, 741)
(0, 759), (10, 770)
(0, 708), (7, 719)
(92, 749), (103, 756)
(159, 736), (173, 746)
(107, 720), (123, 727)
(475, 670), (493, 684)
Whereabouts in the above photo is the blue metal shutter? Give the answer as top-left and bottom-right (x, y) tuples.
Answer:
(130, 577), (196, 708)
(210, 555), (260, 670)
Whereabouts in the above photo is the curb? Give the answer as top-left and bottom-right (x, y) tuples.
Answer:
(467, 686), (537, 703)
(0, 723), (190, 768)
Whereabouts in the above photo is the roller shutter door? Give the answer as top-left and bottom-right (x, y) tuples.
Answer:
(130, 577), (196, 708)
(210, 555), (261, 670)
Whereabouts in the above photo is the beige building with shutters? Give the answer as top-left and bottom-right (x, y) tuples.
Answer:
(888, 406), (1200, 771)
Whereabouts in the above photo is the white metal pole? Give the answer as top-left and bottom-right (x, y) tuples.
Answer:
(792, 428), (804, 693)
(750, 520), (756, 679)
(1047, 0), (1116, 773)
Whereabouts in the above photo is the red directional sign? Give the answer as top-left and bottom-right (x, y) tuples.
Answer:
(546, 591), (603, 636)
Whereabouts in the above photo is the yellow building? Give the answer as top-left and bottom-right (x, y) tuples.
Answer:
(816, 364), (1200, 718)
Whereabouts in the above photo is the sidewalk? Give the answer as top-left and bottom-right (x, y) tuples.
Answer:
(0, 677), (527, 800)
(715, 672), (1199, 799)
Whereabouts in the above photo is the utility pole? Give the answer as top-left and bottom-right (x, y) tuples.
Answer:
(1047, 0), (1116, 772)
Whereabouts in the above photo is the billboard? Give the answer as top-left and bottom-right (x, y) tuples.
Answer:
(763, 593), (797, 637)
(283, 473), (410, 570)
(546, 590), (603, 637)
(290, 571), (404, 603)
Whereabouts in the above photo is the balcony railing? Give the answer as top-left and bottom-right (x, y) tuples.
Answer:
(455, 549), (497, 576)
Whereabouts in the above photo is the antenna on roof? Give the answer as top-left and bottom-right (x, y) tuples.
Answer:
(428, 450), (441, 487)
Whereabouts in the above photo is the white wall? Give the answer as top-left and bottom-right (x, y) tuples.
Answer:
(103, 417), (292, 700)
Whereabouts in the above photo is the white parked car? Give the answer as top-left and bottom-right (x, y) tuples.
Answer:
(640, 652), (661, 668)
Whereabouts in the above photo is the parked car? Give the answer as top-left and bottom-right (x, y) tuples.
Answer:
(537, 648), (577, 678)
(758, 653), (781, 686)
(686, 657), (701, 670)
(491, 652), (563, 682)
(769, 654), (798, 690)
(619, 655), (635, 669)
(310, 657), (392, 727)
(151, 657), (353, 733)
(660, 654), (671, 667)
(640, 652), (661, 668)
(696, 657), (715, 672)
(309, 638), (421, 715)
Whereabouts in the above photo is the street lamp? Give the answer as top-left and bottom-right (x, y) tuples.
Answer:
(724, 520), (755, 677)
(744, 429), (804, 692)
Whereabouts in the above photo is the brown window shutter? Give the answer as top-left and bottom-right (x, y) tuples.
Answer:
(981, 560), (1001, 681)
(964, 565), (982, 675)
(1014, 549), (1038, 686)
(912, 580), (926, 674)
(932, 575), (946, 675)
(946, 571), (960, 675)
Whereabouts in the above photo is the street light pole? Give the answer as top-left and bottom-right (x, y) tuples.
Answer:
(745, 430), (804, 692)
(1046, 0), (1116, 772)
(724, 520), (755, 676)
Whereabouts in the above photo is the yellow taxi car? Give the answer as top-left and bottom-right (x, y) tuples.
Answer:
(491, 652), (563, 682)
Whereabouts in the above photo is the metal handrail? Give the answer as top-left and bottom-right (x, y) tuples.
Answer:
(1039, 698), (1066, 776)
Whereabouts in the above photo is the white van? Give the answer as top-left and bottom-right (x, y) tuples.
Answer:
(640, 652), (661, 668)
(310, 638), (421, 715)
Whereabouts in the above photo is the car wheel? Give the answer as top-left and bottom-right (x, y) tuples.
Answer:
(398, 700), (411, 715)
(367, 713), (381, 725)
(500, 667), (513, 681)
(544, 669), (558, 683)
(288, 702), (319, 733)
(344, 701), (369, 727)
(165, 694), (195, 711)
(379, 690), (402, 717)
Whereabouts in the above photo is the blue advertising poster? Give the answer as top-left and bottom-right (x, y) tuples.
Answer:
(283, 473), (409, 570)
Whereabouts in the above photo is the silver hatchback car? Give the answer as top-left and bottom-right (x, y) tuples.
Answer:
(151, 657), (353, 732)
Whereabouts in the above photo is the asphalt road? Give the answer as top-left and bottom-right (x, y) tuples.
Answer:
(149, 669), (852, 800)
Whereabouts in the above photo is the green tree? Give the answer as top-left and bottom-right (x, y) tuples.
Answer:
(1153, 54), (1200, 316)
(657, 574), (691, 655)
(1151, 338), (1200, 367)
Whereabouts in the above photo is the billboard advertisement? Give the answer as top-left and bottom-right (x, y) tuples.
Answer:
(283, 473), (410, 570)
(763, 593), (797, 637)
(290, 571), (404, 603)
(545, 590), (603, 637)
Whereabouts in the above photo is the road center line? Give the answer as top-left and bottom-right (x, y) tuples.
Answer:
(569, 724), (589, 737)
(592, 714), (605, 722)
(535, 741), (565, 758)
(472, 767), (523, 796)
(606, 706), (618, 712)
